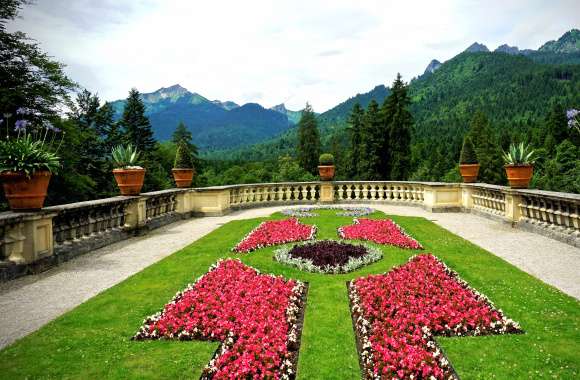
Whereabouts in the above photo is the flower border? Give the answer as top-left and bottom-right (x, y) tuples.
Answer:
(348, 254), (523, 379)
(338, 218), (423, 249)
(281, 206), (376, 218)
(273, 240), (383, 274)
(133, 259), (309, 380)
(232, 218), (317, 253)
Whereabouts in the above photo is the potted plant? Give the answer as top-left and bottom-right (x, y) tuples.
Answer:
(503, 142), (536, 188)
(318, 153), (335, 181)
(172, 141), (195, 188)
(0, 113), (62, 210)
(458, 136), (479, 183)
(112, 144), (145, 195)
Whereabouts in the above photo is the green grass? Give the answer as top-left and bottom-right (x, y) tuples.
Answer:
(0, 209), (578, 379)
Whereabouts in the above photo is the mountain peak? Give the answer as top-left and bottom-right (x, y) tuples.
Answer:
(212, 100), (239, 110)
(156, 84), (189, 95)
(494, 44), (520, 54)
(270, 103), (287, 114)
(465, 42), (490, 53)
(539, 28), (580, 53)
(424, 59), (442, 74)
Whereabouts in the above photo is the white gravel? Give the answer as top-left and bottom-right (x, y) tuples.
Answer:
(0, 204), (578, 350)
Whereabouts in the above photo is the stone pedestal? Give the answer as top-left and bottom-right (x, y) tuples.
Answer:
(319, 182), (335, 203)
(192, 187), (231, 216)
(1, 213), (55, 264)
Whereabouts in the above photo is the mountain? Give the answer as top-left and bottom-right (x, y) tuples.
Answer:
(208, 30), (580, 164)
(424, 59), (442, 74)
(110, 85), (293, 150)
(539, 29), (580, 53)
(270, 103), (303, 124)
(465, 42), (489, 53)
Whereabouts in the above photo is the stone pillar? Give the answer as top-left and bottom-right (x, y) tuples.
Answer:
(124, 197), (147, 230)
(423, 184), (462, 212)
(192, 187), (231, 216)
(2, 213), (55, 265)
(461, 184), (475, 210)
(504, 190), (523, 224)
(175, 190), (194, 215)
(319, 182), (334, 203)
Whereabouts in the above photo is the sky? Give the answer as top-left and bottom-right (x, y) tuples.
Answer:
(7, 0), (580, 112)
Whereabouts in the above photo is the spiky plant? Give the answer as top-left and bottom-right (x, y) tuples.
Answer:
(111, 144), (141, 168)
(502, 142), (537, 165)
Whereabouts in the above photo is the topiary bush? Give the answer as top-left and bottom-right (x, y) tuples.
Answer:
(319, 153), (334, 165)
(459, 136), (478, 164)
(173, 142), (194, 169)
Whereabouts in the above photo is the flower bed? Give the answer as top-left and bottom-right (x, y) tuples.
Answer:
(349, 254), (522, 379)
(274, 240), (383, 274)
(281, 206), (375, 218)
(233, 218), (316, 253)
(339, 218), (422, 249)
(133, 259), (307, 379)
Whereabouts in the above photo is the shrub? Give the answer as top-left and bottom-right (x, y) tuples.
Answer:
(173, 142), (193, 169)
(459, 136), (478, 164)
(319, 153), (334, 165)
(502, 142), (537, 165)
(111, 144), (141, 168)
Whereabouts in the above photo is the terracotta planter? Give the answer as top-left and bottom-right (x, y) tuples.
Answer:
(172, 168), (195, 188)
(113, 168), (146, 195)
(0, 170), (52, 210)
(318, 165), (335, 181)
(505, 164), (533, 188)
(459, 163), (480, 183)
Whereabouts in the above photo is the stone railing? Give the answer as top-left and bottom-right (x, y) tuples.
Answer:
(0, 181), (578, 282)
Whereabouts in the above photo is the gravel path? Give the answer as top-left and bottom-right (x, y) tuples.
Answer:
(0, 205), (578, 349)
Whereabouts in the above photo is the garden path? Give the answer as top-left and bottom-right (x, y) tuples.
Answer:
(0, 204), (578, 349)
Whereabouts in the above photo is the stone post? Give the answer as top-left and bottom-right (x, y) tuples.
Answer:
(1, 213), (55, 264)
(175, 190), (194, 215)
(461, 184), (475, 210)
(504, 189), (523, 224)
(124, 197), (147, 231)
(422, 184), (462, 212)
(192, 187), (232, 216)
(319, 182), (335, 203)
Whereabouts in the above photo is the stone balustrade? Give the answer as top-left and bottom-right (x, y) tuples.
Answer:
(0, 181), (578, 282)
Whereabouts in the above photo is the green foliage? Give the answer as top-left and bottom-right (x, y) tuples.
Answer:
(534, 140), (579, 193)
(459, 136), (478, 164)
(467, 111), (505, 184)
(272, 156), (315, 182)
(385, 74), (413, 180)
(297, 103), (321, 175)
(346, 103), (365, 178)
(120, 88), (156, 156)
(502, 142), (537, 165)
(359, 100), (383, 180)
(318, 153), (334, 165)
(173, 142), (193, 169)
(111, 144), (141, 168)
(0, 135), (60, 176)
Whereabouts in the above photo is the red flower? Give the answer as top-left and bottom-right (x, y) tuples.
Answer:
(134, 259), (306, 379)
(339, 218), (423, 249)
(234, 218), (316, 253)
(350, 254), (522, 379)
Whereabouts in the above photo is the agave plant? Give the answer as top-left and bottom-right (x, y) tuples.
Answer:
(502, 142), (536, 165)
(111, 144), (142, 168)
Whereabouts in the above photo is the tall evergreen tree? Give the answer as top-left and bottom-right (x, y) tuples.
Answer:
(544, 103), (569, 154)
(120, 88), (156, 155)
(468, 111), (504, 184)
(171, 121), (200, 171)
(297, 103), (321, 175)
(383, 73), (413, 180)
(359, 100), (382, 180)
(347, 103), (365, 178)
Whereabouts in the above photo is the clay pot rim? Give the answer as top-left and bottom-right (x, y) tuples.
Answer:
(317, 164), (335, 168)
(0, 170), (52, 178)
(459, 163), (480, 166)
(172, 168), (194, 171)
(112, 168), (146, 172)
(504, 164), (533, 168)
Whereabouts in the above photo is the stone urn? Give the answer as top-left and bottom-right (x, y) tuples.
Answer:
(505, 164), (533, 189)
(459, 164), (480, 183)
(0, 170), (52, 210)
(113, 168), (146, 195)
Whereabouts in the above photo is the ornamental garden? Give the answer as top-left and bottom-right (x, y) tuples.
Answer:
(0, 207), (578, 379)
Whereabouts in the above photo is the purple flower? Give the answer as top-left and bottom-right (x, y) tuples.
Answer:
(0, 119), (3, 125)
(43, 121), (61, 132)
(16, 107), (34, 115)
(566, 109), (579, 120)
(14, 119), (28, 132)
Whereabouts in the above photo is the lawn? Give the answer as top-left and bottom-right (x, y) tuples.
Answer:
(0, 209), (578, 379)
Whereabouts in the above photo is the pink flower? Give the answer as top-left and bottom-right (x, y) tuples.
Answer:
(234, 218), (316, 253)
(339, 218), (423, 249)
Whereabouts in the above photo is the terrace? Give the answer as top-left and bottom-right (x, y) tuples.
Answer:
(0, 180), (579, 379)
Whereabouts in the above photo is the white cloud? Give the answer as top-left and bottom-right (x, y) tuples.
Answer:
(7, 0), (580, 112)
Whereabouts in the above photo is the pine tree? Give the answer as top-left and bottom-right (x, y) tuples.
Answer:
(359, 100), (382, 180)
(384, 73), (413, 180)
(468, 111), (504, 184)
(347, 103), (364, 178)
(120, 88), (156, 156)
(544, 103), (569, 154)
(172, 121), (192, 145)
(297, 103), (321, 175)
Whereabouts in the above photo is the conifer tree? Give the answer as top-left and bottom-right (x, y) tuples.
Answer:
(359, 100), (382, 180)
(171, 121), (200, 170)
(347, 103), (365, 178)
(544, 103), (569, 154)
(468, 111), (504, 184)
(297, 103), (321, 175)
(120, 88), (156, 156)
(384, 73), (413, 180)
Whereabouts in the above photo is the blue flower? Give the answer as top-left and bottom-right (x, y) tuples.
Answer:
(14, 119), (28, 131)
(44, 121), (61, 133)
(566, 109), (579, 120)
